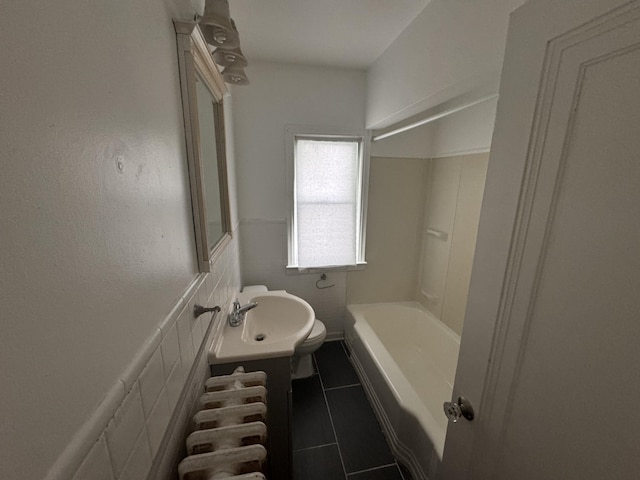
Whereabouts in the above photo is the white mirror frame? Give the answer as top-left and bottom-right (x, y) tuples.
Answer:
(174, 20), (232, 272)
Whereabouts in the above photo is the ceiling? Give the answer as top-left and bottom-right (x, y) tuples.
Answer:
(229, 0), (431, 69)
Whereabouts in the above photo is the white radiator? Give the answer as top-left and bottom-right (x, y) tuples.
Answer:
(178, 367), (268, 480)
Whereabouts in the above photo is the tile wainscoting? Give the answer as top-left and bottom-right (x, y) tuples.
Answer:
(46, 237), (242, 480)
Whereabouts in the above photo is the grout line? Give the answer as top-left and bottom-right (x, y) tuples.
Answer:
(315, 352), (349, 480)
(397, 462), (408, 480)
(346, 463), (398, 477)
(293, 442), (339, 453)
(324, 383), (361, 391)
(336, 344), (405, 479)
(317, 342), (360, 391)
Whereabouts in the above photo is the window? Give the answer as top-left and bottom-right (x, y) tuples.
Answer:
(286, 126), (369, 269)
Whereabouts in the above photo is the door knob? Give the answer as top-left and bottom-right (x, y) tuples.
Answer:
(443, 396), (474, 423)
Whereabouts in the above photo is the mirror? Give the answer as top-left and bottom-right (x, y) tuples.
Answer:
(195, 74), (224, 249)
(174, 20), (231, 272)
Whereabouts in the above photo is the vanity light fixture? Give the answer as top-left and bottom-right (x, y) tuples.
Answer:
(212, 45), (248, 68)
(197, 2), (250, 85)
(199, 0), (240, 49)
(222, 63), (250, 85)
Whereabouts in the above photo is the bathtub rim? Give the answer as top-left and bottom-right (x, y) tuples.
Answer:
(345, 301), (460, 460)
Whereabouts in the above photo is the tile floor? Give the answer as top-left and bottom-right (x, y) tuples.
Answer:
(292, 341), (411, 480)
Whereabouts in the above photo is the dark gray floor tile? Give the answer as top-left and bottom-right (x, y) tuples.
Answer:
(315, 341), (360, 389)
(292, 374), (336, 450)
(397, 463), (413, 480)
(348, 465), (403, 480)
(325, 385), (395, 473)
(293, 444), (345, 480)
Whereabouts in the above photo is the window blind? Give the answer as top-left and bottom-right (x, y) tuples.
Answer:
(294, 138), (360, 267)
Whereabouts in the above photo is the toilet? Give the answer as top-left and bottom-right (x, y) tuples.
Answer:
(241, 285), (326, 379)
(291, 318), (326, 379)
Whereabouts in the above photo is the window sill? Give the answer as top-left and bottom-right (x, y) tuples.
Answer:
(285, 262), (367, 275)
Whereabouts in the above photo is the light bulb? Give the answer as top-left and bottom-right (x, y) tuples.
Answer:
(213, 30), (227, 44)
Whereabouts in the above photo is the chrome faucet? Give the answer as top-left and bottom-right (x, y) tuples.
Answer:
(229, 299), (258, 327)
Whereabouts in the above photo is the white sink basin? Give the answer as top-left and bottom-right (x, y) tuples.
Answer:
(208, 290), (315, 363)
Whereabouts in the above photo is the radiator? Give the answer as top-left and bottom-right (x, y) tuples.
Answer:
(178, 367), (268, 480)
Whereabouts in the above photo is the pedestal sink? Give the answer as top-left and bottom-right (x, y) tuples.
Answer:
(208, 290), (315, 363)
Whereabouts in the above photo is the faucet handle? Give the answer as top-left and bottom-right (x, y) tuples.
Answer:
(233, 299), (241, 311)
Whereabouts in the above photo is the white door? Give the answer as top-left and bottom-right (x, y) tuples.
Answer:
(439, 1), (640, 479)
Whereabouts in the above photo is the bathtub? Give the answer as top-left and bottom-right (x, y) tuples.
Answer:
(344, 302), (460, 480)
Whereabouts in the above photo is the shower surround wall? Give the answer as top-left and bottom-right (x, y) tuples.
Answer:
(417, 153), (489, 335)
(343, 153), (489, 338)
(0, 1), (241, 478)
(346, 157), (428, 305)
(346, 94), (496, 312)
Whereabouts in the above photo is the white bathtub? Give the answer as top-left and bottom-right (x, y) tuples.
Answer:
(344, 302), (460, 480)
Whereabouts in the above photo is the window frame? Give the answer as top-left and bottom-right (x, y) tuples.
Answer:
(285, 125), (370, 271)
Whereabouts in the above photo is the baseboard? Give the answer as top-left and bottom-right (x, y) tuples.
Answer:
(324, 331), (344, 342)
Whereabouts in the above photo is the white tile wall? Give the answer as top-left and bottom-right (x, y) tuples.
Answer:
(60, 236), (241, 480)
(118, 431), (151, 480)
(165, 360), (185, 412)
(145, 388), (171, 456)
(139, 349), (166, 417)
(71, 435), (114, 480)
(160, 323), (179, 381)
(105, 385), (146, 476)
(176, 304), (195, 374)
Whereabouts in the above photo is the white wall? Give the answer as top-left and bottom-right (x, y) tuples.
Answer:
(366, 0), (524, 129)
(0, 1), (241, 478)
(234, 61), (366, 220)
(233, 61), (366, 337)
